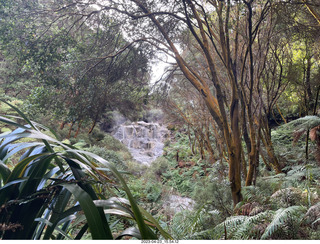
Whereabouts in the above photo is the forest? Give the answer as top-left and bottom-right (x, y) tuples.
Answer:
(0, 0), (320, 240)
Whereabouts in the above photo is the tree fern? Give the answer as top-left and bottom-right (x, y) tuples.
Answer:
(272, 116), (320, 163)
(261, 206), (306, 240)
(292, 116), (320, 131)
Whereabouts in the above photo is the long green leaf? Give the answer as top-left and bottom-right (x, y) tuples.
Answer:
(0, 115), (30, 130)
(116, 227), (141, 240)
(94, 198), (134, 217)
(1, 142), (44, 163)
(43, 189), (74, 240)
(94, 198), (172, 239)
(103, 209), (133, 218)
(261, 206), (305, 240)
(0, 178), (28, 192)
(0, 100), (37, 130)
(19, 154), (56, 196)
(138, 205), (173, 239)
(66, 150), (158, 239)
(0, 103), (65, 172)
(34, 218), (72, 240)
(0, 160), (11, 183)
(61, 183), (113, 240)
(7, 153), (51, 182)
(75, 223), (88, 240)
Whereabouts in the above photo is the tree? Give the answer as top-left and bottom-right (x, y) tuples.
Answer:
(2, 0), (276, 206)
(2, 0), (318, 206)
(94, 0), (276, 205)
(272, 0), (320, 117)
(0, 0), (151, 133)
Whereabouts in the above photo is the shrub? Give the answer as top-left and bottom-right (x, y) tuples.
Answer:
(0, 100), (170, 240)
(191, 177), (233, 220)
(86, 146), (128, 170)
(145, 157), (170, 181)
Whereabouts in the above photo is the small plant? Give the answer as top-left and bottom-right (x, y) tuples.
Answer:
(213, 206), (307, 240)
(0, 100), (171, 240)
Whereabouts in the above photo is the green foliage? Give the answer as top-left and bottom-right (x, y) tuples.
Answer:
(272, 116), (320, 150)
(126, 175), (162, 204)
(168, 208), (212, 240)
(145, 182), (162, 202)
(213, 206), (307, 240)
(213, 211), (273, 240)
(162, 169), (193, 196)
(95, 133), (129, 152)
(240, 185), (269, 205)
(261, 206), (306, 240)
(86, 146), (128, 171)
(270, 116), (320, 184)
(24, 86), (65, 119)
(145, 157), (171, 181)
(191, 177), (232, 219)
(0, 0), (151, 127)
(0, 99), (24, 114)
(0, 101), (170, 240)
(164, 130), (195, 162)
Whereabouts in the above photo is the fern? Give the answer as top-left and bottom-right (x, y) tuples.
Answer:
(286, 116), (320, 131)
(272, 116), (320, 164)
(169, 207), (208, 240)
(242, 186), (258, 202)
(241, 185), (269, 204)
(213, 215), (247, 239)
(188, 207), (205, 233)
(212, 210), (273, 240)
(261, 206), (306, 240)
(233, 210), (273, 239)
(312, 218), (320, 228)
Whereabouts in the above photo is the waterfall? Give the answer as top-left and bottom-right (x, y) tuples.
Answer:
(112, 121), (169, 165)
(112, 120), (195, 215)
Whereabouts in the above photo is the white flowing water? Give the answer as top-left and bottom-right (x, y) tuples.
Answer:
(112, 120), (195, 214)
(112, 121), (169, 165)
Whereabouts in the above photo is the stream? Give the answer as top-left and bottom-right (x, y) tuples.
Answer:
(112, 120), (195, 214)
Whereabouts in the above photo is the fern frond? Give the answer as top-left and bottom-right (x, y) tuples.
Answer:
(261, 206), (306, 240)
(213, 215), (248, 239)
(290, 116), (320, 131)
(233, 210), (273, 239)
(190, 229), (215, 239)
(312, 218), (320, 227)
(223, 215), (248, 227)
(242, 185), (257, 202)
(188, 207), (205, 233)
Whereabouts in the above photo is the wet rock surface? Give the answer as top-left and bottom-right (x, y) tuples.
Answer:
(112, 121), (169, 165)
(112, 120), (195, 215)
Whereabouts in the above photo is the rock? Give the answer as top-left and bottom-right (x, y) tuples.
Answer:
(112, 121), (169, 165)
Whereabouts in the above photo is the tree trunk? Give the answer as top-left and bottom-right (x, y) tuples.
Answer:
(229, 147), (243, 205)
(305, 56), (312, 113)
(261, 118), (283, 173)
